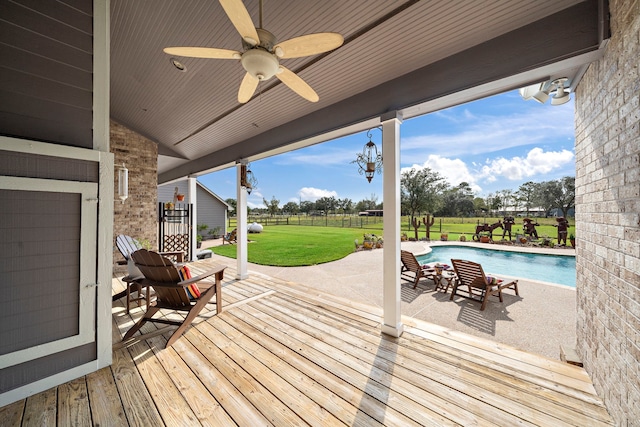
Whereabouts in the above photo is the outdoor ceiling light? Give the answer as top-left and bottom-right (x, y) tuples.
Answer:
(117, 163), (128, 203)
(532, 88), (549, 104)
(519, 77), (570, 106)
(550, 78), (570, 105)
(169, 57), (187, 72)
(352, 128), (383, 183)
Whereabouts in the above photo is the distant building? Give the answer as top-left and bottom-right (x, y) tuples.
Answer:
(359, 209), (383, 217)
(158, 180), (230, 237)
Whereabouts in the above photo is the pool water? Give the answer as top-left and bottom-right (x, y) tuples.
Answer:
(416, 246), (576, 288)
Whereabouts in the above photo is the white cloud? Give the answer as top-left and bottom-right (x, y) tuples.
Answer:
(401, 102), (574, 157)
(246, 190), (265, 209)
(402, 155), (483, 194)
(478, 147), (574, 181)
(298, 187), (338, 201)
(400, 147), (574, 194)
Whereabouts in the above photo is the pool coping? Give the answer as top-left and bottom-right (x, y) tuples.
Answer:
(412, 239), (576, 257)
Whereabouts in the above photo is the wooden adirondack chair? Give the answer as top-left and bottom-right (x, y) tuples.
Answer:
(113, 235), (187, 309)
(400, 250), (433, 289)
(222, 229), (237, 244)
(449, 259), (519, 311)
(115, 234), (185, 264)
(122, 249), (225, 347)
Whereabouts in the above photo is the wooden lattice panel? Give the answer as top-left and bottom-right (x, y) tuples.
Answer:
(163, 234), (189, 253)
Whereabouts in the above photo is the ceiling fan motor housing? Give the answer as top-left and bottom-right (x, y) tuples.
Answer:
(242, 28), (277, 51)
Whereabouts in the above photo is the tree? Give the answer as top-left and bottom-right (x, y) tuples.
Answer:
(543, 176), (575, 217)
(484, 193), (502, 213)
(263, 196), (280, 217)
(401, 167), (447, 227)
(355, 194), (379, 212)
(495, 189), (514, 214)
(437, 182), (475, 217)
(315, 196), (333, 214)
(515, 181), (539, 216)
(473, 197), (488, 215)
(299, 200), (314, 215)
(337, 198), (353, 215)
(325, 196), (338, 214)
(282, 201), (299, 215)
(537, 181), (560, 217)
(225, 198), (237, 216)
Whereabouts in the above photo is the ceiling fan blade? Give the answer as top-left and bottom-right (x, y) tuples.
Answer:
(163, 47), (241, 59)
(276, 66), (319, 102)
(274, 33), (344, 59)
(238, 72), (259, 103)
(219, 0), (260, 46)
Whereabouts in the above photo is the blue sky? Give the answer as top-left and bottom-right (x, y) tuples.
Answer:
(198, 89), (575, 208)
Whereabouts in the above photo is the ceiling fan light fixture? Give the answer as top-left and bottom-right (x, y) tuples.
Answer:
(241, 49), (279, 80)
(164, 0), (343, 102)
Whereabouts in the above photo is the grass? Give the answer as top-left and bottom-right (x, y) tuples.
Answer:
(210, 225), (367, 267)
(215, 217), (573, 266)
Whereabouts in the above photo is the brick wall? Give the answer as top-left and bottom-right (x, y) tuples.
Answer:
(110, 120), (158, 272)
(574, 0), (640, 424)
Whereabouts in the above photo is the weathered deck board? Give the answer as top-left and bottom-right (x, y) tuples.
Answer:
(22, 387), (56, 427)
(0, 400), (24, 427)
(85, 366), (128, 426)
(57, 377), (91, 427)
(2, 258), (613, 426)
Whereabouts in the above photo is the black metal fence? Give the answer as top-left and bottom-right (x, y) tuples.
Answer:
(237, 214), (384, 230)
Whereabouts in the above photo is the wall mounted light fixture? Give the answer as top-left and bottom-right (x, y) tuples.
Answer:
(117, 163), (128, 203)
(352, 128), (383, 183)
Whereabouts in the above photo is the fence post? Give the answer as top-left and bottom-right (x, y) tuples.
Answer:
(439, 218), (442, 232)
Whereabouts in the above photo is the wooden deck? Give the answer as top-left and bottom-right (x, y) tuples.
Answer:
(1, 258), (613, 426)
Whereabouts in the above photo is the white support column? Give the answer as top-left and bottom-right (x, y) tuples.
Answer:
(236, 162), (249, 279)
(381, 111), (403, 337)
(188, 176), (197, 261)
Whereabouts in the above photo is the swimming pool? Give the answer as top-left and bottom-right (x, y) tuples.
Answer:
(416, 246), (576, 288)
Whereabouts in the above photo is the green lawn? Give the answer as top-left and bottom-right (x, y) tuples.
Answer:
(213, 218), (572, 266)
(210, 225), (368, 267)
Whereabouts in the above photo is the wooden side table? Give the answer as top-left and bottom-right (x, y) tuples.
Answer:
(121, 274), (147, 314)
(434, 270), (456, 293)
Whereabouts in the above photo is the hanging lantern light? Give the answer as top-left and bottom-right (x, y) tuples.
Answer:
(240, 163), (258, 194)
(352, 129), (382, 183)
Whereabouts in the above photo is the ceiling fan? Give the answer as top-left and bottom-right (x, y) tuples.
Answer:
(164, 0), (344, 103)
